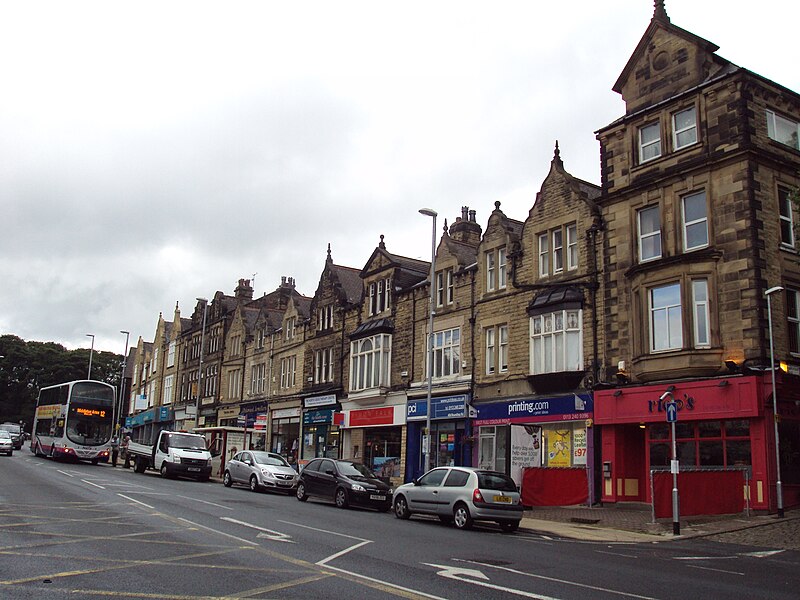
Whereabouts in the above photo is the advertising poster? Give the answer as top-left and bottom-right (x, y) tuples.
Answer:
(572, 426), (587, 466)
(546, 428), (572, 467)
(373, 456), (400, 479)
(510, 425), (541, 486)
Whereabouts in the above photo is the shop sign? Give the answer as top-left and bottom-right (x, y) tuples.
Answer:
(254, 413), (268, 430)
(129, 407), (156, 427)
(158, 406), (172, 422)
(474, 394), (593, 426)
(273, 407), (301, 419)
(350, 406), (395, 427)
(648, 394), (695, 415)
(304, 409), (334, 425)
(407, 395), (468, 421)
(305, 394), (337, 408)
(217, 406), (240, 419)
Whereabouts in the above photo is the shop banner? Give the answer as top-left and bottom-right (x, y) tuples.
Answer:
(522, 467), (588, 506)
(407, 395), (468, 421)
(652, 470), (745, 518)
(305, 394), (337, 408)
(475, 394), (592, 425)
(510, 425), (541, 486)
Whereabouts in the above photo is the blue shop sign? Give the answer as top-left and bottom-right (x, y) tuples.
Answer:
(474, 393), (593, 425)
(407, 394), (468, 421)
(304, 409), (334, 425)
(159, 406), (172, 421)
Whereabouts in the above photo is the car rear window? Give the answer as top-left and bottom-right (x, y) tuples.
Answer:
(477, 472), (517, 492)
(443, 470), (470, 487)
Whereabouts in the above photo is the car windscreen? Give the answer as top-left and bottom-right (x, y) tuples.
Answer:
(0, 424), (20, 434)
(336, 461), (378, 479)
(167, 434), (207, 450)
(251, 451), (290, 467)
(0, 431), (11, 439)
(477, 472), (518, 492)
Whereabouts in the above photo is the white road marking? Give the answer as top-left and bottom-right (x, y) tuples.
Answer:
(316, 540), (371, 566)
(56, 470), (74, 477)
(81, 479), (105, 489)
(425, 563), (560, 599)
(687, 565), (745, 576)
(177, 495), (233, 510)
(278, 520), (369, 541)
(455, 558), (658, 600)
(118, 494), (154, 509)
(220, 517), (294, 542)
(177, 517), (259, 546)
(596, 550), (639, 558)
(321, 563), (446, 600)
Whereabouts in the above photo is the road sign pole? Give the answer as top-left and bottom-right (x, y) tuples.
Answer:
(667, 400), (680, 536)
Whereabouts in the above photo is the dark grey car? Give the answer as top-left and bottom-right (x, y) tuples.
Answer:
(223, 451), (298, 493)
(393, 467), (523, 532)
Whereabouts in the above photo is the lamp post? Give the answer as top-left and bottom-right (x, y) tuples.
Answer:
(419, 208), (437, 473)
(196, 298), (209, 431)
(765, 285), (785, 518)
(86, 334), (95, 380)
(117, 330), (130, 433)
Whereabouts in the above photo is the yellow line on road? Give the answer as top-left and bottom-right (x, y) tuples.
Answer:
(228, 573), (333, 598)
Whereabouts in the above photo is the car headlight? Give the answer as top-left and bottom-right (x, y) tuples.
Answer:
(174, 456), (182, 464)
(351, 484), (366, 492)
(260, 469), (275, 478)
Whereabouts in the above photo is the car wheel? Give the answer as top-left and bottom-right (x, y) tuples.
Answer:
(499, 521), (520, 533)
(296, 482), (308, 501)
(160, 464), (169, 478)
(394, 495), (411, 520)
(223, 471), (233, 487)
(453, 503), (473, 530)
(335, 487), (349, 509)
(249, 475), (260, 492)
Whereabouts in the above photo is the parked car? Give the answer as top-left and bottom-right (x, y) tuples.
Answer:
(0, 430), (13, 456)
(223, 451), (298, 493)
(393, 467), (523, 532)
(0, 423), (23, 450)
(296, 458), (393, 511)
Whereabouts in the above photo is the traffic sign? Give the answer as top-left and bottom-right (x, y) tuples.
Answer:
(666, 401), (677, 423)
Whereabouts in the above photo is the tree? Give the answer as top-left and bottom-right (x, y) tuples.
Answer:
(0, 335), (122, 431)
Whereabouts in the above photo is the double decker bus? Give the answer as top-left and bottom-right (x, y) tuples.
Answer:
(32, 380), (115, 463)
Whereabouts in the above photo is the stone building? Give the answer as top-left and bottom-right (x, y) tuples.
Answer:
(593, 2), (800, 514)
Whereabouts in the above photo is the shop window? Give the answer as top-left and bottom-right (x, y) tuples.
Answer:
(540, 422), (588, 468)
(648, 420), (751, 468)
(479, 426), (508, 474)
(365, 428), (402, 478)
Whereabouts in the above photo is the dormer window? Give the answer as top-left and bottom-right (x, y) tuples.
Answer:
(284, 317), (296, 340)
(436, 269), (454, 307)
(639, 122), (662, 163)
(369, 277), (391, 315)
(317, 305), (334, 331)
(486, 248), (506, 291)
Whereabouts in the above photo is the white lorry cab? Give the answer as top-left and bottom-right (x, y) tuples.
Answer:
(128, 430), (213, 481)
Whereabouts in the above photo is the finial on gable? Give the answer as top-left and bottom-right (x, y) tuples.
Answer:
(653, 0), (669, 23)
(326, 242), (332, 263)
(553, 140), (564, 168)
(494, 200), (501, 211)
(379, 234), (386, 250)
(443, 219), (448, 233)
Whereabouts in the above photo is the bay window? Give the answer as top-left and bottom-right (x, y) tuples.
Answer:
(530, 309), (583, 374)
(350, 334), (391, 391)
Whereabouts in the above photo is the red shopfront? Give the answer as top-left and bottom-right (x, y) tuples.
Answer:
(595, 375), (797, 514)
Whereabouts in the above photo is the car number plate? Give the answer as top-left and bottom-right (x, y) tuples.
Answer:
(188, 467), (200, 472)
(370, 495), (386, 501)
(493, 495), (512, 503)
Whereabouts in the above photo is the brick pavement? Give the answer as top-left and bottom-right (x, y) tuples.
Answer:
(522, 504), (800, 548)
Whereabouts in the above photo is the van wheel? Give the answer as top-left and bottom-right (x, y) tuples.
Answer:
(134, 457), (146, 473)
(249, 475), (260, 492)
(223, 471), (233, 487)
(160, 464), (170, 478)
(453, 503), (473, 530)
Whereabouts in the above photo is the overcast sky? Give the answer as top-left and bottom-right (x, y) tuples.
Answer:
(2, 0), (798, 355)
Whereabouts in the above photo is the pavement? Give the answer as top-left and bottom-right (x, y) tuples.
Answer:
(520, 503), (800, 549)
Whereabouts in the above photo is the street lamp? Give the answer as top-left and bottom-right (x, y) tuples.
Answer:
(118, 331), (130, 433)
(196, 298), (209, 430)
(765, 285), (785, 518)
(419, 208), (437, 473)
(86, 334), (95, 380)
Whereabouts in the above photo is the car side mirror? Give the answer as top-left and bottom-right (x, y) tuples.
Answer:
(412, 478), (420, 486)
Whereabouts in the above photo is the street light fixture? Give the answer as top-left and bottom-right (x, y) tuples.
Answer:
(117, 330), (130, 434)
(419, 208), (437, 474)
(196, 298), (209, 431)
(86, 334), (95, 380)
(765, 285), (785, 518)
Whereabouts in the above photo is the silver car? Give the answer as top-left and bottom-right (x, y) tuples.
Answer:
(0, 430), (13, 456)
(223, 450), (298, 494)
(393, 467), (523, 532)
